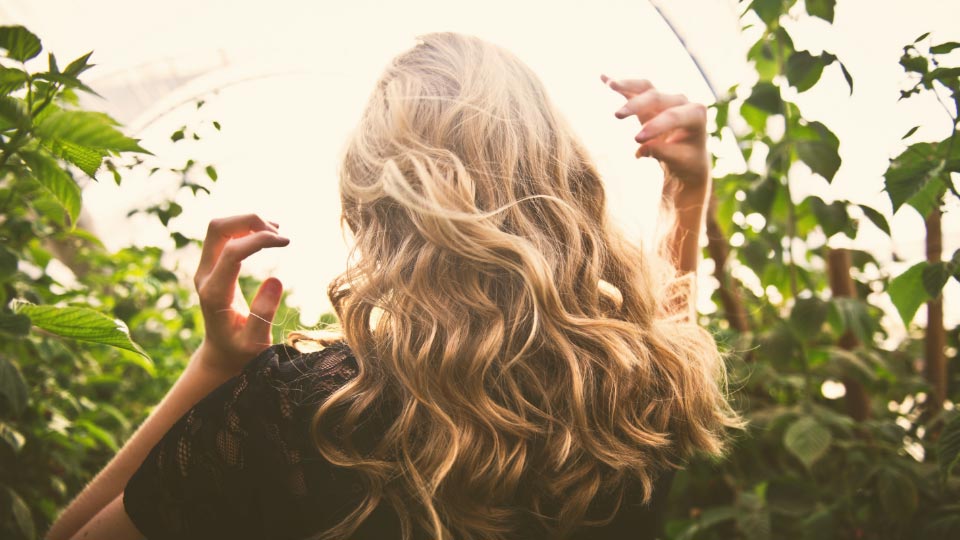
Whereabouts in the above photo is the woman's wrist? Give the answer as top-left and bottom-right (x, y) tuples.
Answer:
(192, 341), (245, 379)
(666, 172), (710, 207)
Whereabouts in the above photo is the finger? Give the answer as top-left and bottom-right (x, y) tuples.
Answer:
(601, 75), (654, 99)
(199, 231), (290, 308)
(196, 215), (280, 285)
(615, 92), (689, 123)
(635, 102), (708, 143)
(244, 277), (283, 343)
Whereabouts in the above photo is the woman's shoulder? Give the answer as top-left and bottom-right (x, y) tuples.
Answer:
(240, 340), (360, 408)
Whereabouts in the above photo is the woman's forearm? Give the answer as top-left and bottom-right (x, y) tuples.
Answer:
(46, 344), (237, 540)
(664, 175), (711, 275)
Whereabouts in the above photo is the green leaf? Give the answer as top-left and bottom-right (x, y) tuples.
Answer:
(901, 126), (920, 140)
(740, 102), (769, 133)
(170, 128), (185, 142)
(751, 0), (786, 25)
(914, 32), (931, 43)
(795, 121), (841, 182)
(806, 196), (850, 237)
(786, 51), (828, 92)
(736, 491), (772, 540)
(0, 356), (29, 416)
(205, 164), (218, 181)
(0, 246), (17, 280)
(0, 25), (42, 62)
(790, 297), (829, 339)
(900, 51), (928, 74)
(0, 313), (31, 336)
(805, 0), (835, 22)
(5, 486), (36, 540)
(213, 120), (221, 131)
(44, 138), (106, 177)
(748, 40), (778, 82)
(21, 149), (82, 225)
(888, 262), (929, 326)
(76, 419), (119, 451)
(745, 82), (783, 115)
(906, 173), (947, 217)
(838, 61), (854, 95)
(0, 96), (30, 131)
(0, 65), (27, 94)
(784, 416), (832, 469)
(0, 421), (25, 453)
(35, 108), (150, 154)
(34, 71), (101, 97)
(931, 42), (960, 55)
(922, 262), (950, 297)
(171, 231), (193, 248)
(939, 414), (960, 480)
(857, 204), (890, 235)
(826, 348), (877, 382)
(12, 302), (151, 359)
(884, 142), (943, 212)
(63, 51), (94, 77)
(876, 467), (919, 521)
(746, 176), (779, 217)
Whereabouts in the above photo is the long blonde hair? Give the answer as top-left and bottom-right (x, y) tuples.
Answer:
(311, 32), (739, 540)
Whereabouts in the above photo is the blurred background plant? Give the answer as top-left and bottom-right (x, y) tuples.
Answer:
(0, 0), (958, 538)
(664, 1), (960, 539)
(0, 25), (318, 538)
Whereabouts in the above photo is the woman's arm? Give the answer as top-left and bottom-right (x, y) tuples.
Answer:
(46, 347), (235, 540)
(663, 177), (710, 275)
(602, 75), (711, 315)
(46, 215), (289, 539)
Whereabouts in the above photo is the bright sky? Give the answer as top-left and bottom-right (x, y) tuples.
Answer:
(2, 0), (958, 333)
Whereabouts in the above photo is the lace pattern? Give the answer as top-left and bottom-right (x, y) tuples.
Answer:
(122, 341), (674, 540)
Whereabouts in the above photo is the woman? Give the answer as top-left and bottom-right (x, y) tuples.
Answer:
(48, 32), (738, 540)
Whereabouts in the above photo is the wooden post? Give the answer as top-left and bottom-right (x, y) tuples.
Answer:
(705, 192), (750, 334)
(826, 248), (871, 421)
(925, 208), (946, 412)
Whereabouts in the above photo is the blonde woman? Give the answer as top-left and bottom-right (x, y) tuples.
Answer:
(48, 33), (738, 540)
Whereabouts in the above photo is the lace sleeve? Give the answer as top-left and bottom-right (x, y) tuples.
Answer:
(122, 343), (359, 540)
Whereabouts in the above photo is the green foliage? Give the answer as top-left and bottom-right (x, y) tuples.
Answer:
(0, 26), (318, 538)
(12, 302), (149, 359)
(664, 3), (960, 539)
(0, 11), (956, 540)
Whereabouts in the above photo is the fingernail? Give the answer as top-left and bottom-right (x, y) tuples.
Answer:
(615, 106), (629, 118)
(636, 130), (650, 142)
(264, 278), (283, 295)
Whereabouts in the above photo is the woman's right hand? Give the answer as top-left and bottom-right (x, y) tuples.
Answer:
(193, 214), (290, 375)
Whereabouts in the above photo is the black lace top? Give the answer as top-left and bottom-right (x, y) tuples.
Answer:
(123, 342), (674, 540)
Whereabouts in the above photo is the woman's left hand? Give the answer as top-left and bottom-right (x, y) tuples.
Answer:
(602, 75), (710, 194)
(193, 214), (290, 375)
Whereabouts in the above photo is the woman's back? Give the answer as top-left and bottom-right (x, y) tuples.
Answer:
(123, 343), (676, 540)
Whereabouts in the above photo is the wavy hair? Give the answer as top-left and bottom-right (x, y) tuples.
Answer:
(309, 32), (740, 540)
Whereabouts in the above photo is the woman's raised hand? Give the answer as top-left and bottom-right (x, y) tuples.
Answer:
(193, 214), (290, 375)
(602, 75), (710, 193)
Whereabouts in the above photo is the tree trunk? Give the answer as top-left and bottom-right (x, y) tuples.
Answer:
(705, 192), (750, 333)
(925, 208), (946, 412)
(826, 248), (871, 421)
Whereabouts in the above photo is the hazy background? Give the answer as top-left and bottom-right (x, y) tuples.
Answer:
(2, 0), (958, 332)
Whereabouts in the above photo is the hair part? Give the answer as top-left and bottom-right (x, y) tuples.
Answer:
(310, 32), (740, 540)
